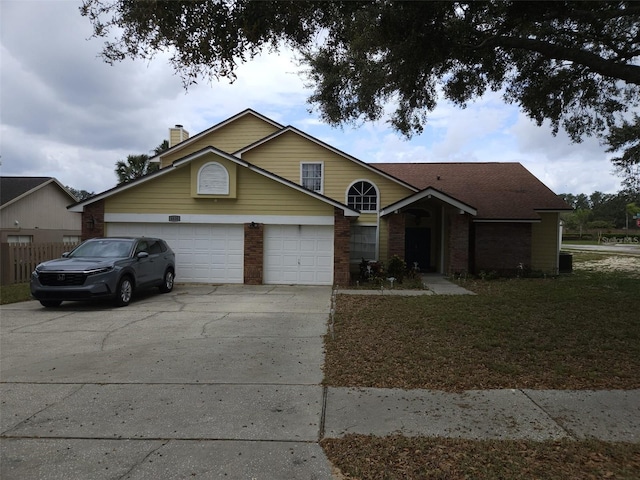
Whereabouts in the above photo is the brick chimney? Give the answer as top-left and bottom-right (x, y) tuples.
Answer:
(169, 124), (189, 147)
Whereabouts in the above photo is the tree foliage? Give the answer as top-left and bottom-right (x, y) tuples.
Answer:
(66, 186), (94, 201)
(560, 190), (640, 229)
(81, 1), (640, 168)
(114, 140), (169, 185)
(115, 154), (158, 185)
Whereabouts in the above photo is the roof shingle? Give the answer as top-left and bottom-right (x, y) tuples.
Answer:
(374, 163), (571, 220)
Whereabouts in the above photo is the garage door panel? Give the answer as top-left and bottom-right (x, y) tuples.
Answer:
(264, 225), (333, 285)
(107, 223), (243, 284)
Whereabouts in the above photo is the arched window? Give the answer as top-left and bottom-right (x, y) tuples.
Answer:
(198, 162), (229, 194)
(347, 181), (378, 212)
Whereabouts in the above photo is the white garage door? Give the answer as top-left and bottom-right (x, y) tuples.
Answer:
(107, 223), (244, 283)
(264, 225), (333, 285)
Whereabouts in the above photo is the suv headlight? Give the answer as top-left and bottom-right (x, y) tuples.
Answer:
(85, 266), (114, 275)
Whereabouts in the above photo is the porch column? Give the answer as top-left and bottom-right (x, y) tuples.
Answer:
(448, 213), (470, 275)
(82, 200), (105, 240)
(387, 213), (405, 259)
(244, 222), (264, 285)
(333, 208), (351, 286)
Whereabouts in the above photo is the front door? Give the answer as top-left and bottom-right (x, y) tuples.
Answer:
(405, 227), (431, 272)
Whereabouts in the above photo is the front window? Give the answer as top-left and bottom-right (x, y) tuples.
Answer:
(347, 181), (378, 212)
(301, 162), (323, 193)
(63, 235), (81, 245)
(7, 235), (33, 244)
(350, 225), (377, 262)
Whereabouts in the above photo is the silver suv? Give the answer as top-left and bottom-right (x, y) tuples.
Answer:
(31, 237), (176, 307)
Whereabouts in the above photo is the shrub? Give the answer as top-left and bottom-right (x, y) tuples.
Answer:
(386, 255), (407, 283)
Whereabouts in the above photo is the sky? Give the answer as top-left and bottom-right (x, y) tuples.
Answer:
(0, 0), (628, 197)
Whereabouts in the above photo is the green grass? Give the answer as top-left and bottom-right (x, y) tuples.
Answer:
(0, 283), (31, 305)
(562, 239), (600, 246)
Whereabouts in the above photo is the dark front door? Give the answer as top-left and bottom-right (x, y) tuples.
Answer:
(405, 227), (431, 272)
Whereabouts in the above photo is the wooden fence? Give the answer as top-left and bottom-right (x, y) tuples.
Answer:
(0, 242), (79, 285)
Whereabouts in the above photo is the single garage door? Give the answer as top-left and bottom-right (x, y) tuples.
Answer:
(264, 225), (333, 285)
(107, 223), (244, 283)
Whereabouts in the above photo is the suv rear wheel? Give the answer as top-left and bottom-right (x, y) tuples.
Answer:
(159, 269), (174, 293)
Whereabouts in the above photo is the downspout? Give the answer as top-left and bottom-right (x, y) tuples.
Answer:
(440, 205), (445, 274)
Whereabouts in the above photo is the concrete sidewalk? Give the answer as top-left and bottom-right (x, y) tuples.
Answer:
(338, 274), (475, 295)
(323, 387), (640, 442)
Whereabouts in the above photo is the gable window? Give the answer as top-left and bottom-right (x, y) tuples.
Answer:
(301, 162), (323, 193)
(347, 180), (378, 212)
(198, 162), (229, 195)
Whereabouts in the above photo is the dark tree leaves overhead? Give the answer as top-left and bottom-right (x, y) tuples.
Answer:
(81, 1), (640, 170)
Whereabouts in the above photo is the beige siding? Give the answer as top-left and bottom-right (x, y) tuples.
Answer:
(241, 131), (414, 208)
(1, 183), (80, 231)
(105, 159), (333, 216)
(531, 212), (560, 273)
(160, 115), (280, 167)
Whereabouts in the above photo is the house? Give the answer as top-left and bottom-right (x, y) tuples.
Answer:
(69, 109), (571, 285)
(0, 177), (81, 244)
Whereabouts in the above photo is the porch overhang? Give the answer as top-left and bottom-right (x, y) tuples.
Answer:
(379, 187), (477, 217)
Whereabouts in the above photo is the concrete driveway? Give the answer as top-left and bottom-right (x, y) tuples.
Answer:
(1, 284), (335, 479)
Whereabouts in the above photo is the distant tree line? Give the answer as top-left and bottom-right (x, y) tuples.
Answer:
(559, 190), (640, 233)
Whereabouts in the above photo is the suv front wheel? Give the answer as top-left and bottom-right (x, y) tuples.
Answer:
(115, 276), (133, 307)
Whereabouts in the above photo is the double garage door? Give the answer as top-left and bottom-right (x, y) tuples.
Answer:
(107, 223), (333, 285)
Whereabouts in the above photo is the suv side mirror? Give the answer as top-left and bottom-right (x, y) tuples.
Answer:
(136, 252), (149, 259)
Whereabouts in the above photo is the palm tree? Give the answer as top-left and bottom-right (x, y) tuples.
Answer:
(114, 140), (169, 185)
(115, 154), (158, 185)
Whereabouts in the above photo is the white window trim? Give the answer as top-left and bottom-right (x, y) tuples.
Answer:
(346, 179), (379, 213)
(197, 161), (229, 195)
(300, 161), (324, 194)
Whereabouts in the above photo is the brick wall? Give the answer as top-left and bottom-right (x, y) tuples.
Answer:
(448, 213), (470, 275)
(82, 200), (105, 240)
(387, 213), (405, 260)
(333, 208), (351, 287)
(244, 223), (264, 285)
(474, 223), (532, 274)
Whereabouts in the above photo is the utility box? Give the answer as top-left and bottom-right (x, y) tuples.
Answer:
(559, 251), (573, 273)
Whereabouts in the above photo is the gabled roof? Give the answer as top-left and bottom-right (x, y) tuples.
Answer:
(69, 146), (359, 217)
(1, 176), (77, 209)
(375, 163), (571, 220)
(380, 187), (477, 217)
(150, 109), (284, 163)
(234, 125), (419, 193)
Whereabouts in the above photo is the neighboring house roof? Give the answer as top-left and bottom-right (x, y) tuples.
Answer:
(375, 163), (572, 220)
(69, 145), (360, 217)
(1, 176), (77, 209)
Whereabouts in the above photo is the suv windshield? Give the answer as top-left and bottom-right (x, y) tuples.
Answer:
(70, 239), (134, 258)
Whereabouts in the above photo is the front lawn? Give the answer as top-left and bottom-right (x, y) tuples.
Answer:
(323, 256), (640, 479)
(323, 436), (640, 480)
(324, 266), (639, 391)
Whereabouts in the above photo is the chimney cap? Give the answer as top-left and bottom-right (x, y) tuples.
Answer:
(174, 124), (183, 128)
